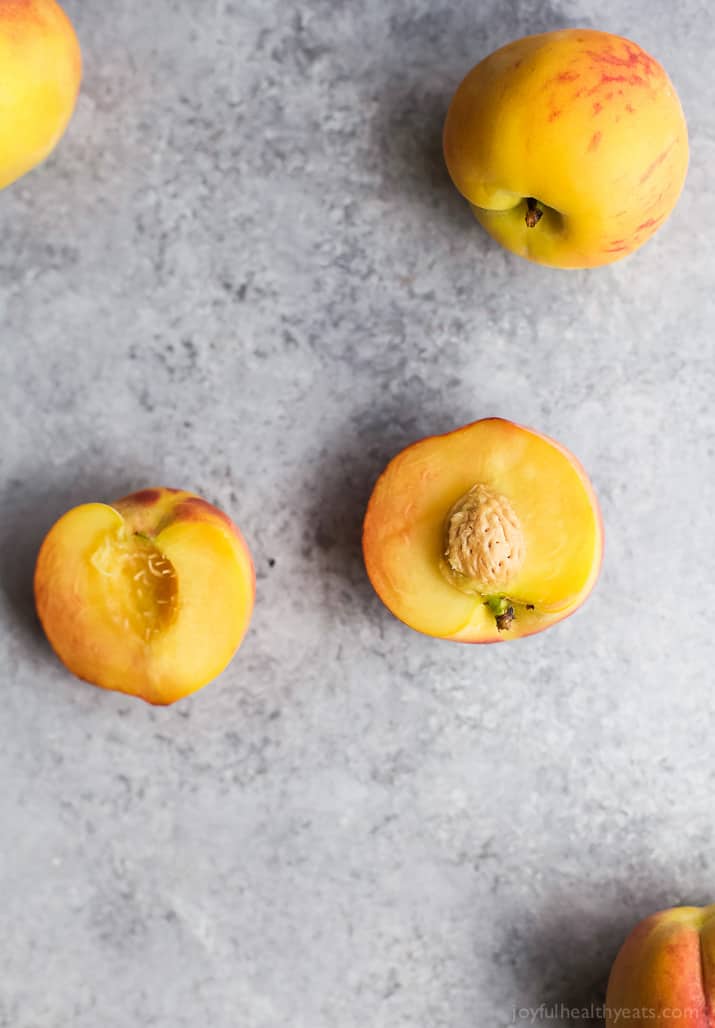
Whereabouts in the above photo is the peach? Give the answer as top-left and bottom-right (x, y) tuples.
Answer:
(0, 0), (81, 189)
(606, 905), (715, 1026)
(34, 488), (255, 705)
(362, 418), (602, 642)
(443, 29), (688, 267)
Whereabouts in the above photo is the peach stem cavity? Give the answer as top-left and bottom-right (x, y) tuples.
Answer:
(525, 197), (544, 227)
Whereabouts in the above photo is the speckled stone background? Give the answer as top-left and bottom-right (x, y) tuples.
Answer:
(1, 0), (713, 1025)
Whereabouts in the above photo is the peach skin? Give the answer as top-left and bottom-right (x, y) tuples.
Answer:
(362, 418), (603, 642)
(443, 29), (688, 267)
(34, 488), (255, 705)
(0, 0), (82, 189)
(606, 904), (715, 1026)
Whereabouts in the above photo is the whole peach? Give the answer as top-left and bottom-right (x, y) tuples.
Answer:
(444, 29), (688, 267)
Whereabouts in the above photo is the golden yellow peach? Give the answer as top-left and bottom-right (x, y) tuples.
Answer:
(444, 29), (688, 267)
(0, 0), (81, 189)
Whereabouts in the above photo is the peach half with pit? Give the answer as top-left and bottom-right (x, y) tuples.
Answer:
(443, 29), (689, 268)
(34, 488), (255, 704)
(362, 418), (603, 641)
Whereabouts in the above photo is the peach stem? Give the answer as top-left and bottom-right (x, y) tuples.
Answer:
(486, 594), (516, 632)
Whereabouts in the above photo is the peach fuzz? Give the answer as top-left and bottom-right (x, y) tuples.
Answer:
(443, 29), (688, 268)
(606, 905), (715, 1026)
(0, 0), (81, 189)
(362, 418), (603, 642)
(34, 488), (255, 705)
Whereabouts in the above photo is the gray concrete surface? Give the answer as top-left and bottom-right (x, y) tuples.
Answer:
(1, 0), (713, 1025)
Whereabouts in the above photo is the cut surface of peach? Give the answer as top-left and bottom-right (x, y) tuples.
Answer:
(362, 419), (603, 641)
(34, 488), (255, 704)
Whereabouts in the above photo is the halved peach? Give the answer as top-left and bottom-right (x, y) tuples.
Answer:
(34, 488), (255, 704)
(362, 418), (603, 641)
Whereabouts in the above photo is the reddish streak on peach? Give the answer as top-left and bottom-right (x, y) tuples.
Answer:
(592, 101), (603, 115)
(588, 131), (602, 152)
(586, 44), (659, 76)
(587, 72), (647, 96)
(640, 143), (675, 184)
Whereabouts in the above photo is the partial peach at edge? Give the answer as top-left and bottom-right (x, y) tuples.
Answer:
(34, 487), (255, 705)
(606, 905), (715, 1027)
(0, 0), (82, 189)
(362, 418), (603, 642)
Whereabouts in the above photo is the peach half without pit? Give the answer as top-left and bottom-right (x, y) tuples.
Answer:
(34, 488), (255, 705)
(362, 418), (603, 641)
